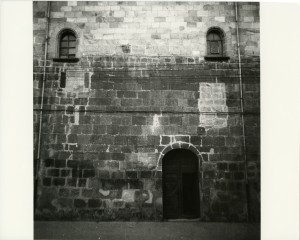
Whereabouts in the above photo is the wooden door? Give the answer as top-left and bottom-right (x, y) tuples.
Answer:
(162, 149), (200, 219)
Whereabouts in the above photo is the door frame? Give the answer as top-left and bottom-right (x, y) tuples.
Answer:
(160, 144), (203, 220)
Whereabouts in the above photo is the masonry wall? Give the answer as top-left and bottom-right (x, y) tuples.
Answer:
(33, 1), (260, 222)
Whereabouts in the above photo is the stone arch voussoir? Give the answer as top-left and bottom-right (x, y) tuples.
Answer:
(156, 142), (203, 170)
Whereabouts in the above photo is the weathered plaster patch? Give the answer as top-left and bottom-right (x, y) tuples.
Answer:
(151, 113), (161, 133)
(99, 189), (110, 197)
(74, 106), (80, 125)
(145, 190), (153, 204)
(66, 70), (85, 92)
(198, 82), (228, 128)
(121, 189), (137, 203)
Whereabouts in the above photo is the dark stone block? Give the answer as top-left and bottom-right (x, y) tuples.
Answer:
(34, 11), (45, 18)
(225, 172), (232, 179)
(209, 154), (221, 161)
(84, 72), (89, 88)
(234, 172), (245, 180)
(127, 136), (137, 146)
(53, 178), (65, 186)
(66, 106), (74, 114)
(58, 188), (69, 197)
(217, 163), (228, 171)
(82, 189), (93, 198)
(79, 115), (91, 124)
(98, 170), (110, 179)
(55, 159), (66, 168)
(98, 152), (111, 160)
(128, 179), (143, 189)
(203, 171), (215, 179)
(197, 127), (206, 135)
(199, 147), (210, 153)
(228, 182), (236, 191)
(83, 169), (95, 178)
(70, 189), (80, 197)
(47, 169), (59, 177)
(67, 160), (79, 168)
(79, 160), (94, 169)
(132, 116), (146, 125)
(67, 178), (77, 187)
(161, 136), (170, 145)
(106, 125), (119, 135)
(169, 116), (182, 125)
(73, 151), (84, 160)
(202, 136), (213, 146)
(60, 169), (71, 177)
(68, 134), (77, 143)
(74, 199), (86, 208)
(93, 125), (106, 134)
(140, 171), (152, 178)
(57, 134), (67, 143)
(112, 153), (125, 161)
(100, 179), (126, 190)
(60, 72), (66, 88)
(213, 136), (225, 146)
(43, 177), (51, 186)
(114, 136), (127, 145)
(74, 98), (88, 105)
(229, 163), (238, 171)
(111, 171), (124, 179)
(201, 154), (208, 161)
(215, 181), (227, 191)
(88, 199), (101, 208)
(44, 159), (54, 167)
(72, 169), (83, 178)
(131, 126), (142, 135)
(89, 98), (112, 105)
(78, 178), (87, 187)
(126, 171), (137, 179)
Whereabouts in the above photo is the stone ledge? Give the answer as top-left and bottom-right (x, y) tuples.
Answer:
(53, 58), (80, 63)
(204, 56), (230, 62)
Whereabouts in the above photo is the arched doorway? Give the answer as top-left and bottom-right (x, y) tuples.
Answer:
(162, 149), (200, 219)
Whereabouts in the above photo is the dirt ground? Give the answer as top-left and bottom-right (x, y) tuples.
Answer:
(34, 221), (260, 240)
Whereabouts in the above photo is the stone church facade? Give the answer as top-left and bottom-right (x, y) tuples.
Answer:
(33, 1), (260, 222)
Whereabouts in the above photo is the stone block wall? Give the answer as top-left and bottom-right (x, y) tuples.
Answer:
(33, 1), (260, 222)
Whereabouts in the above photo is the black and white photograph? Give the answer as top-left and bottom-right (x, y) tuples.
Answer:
(32, 2), (260, 239)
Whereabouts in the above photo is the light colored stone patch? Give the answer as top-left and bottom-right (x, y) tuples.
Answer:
(51, 12), (64, 18)
(215, 17), (225, 22)
(121, 189), (137, 203)
(99, 189), (110, 197)
(65, 70), (85, 92)
(74, 106), (80, 125)
(68, 1), (77, 6)
(198, 83), (228, 128)
(137, 153), (157, 167)
(145, 190), (153, 204)
(150, 113), (161, 134)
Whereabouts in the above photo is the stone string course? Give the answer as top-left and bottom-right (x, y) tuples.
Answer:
(33, 1), (260, 222)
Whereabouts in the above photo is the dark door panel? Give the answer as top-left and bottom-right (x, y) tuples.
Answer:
(162, 149), (200, 219)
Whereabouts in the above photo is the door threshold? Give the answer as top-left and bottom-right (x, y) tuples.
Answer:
(167, 218), (200, 222)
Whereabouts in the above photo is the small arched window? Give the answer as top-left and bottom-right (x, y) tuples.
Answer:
(205, 28), (229, 61)
(59, 30), (76, 59)
(207, 28), (224, 56)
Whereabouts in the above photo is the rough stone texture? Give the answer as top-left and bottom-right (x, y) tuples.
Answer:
(33, 1), (260, 222)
